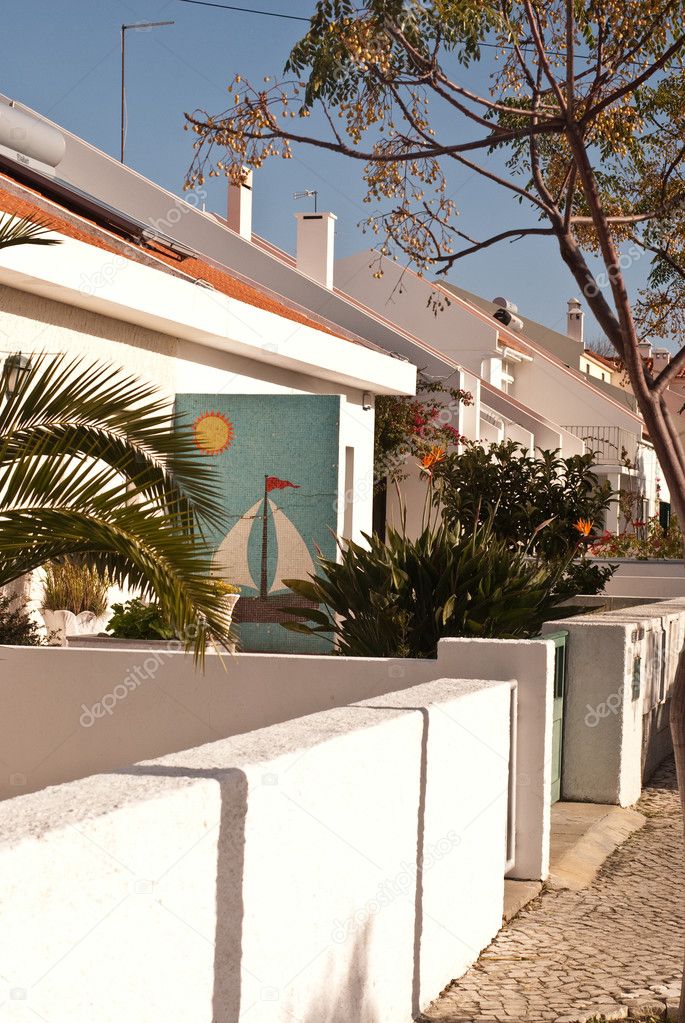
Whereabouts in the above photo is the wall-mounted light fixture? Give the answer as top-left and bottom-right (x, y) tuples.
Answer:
(362, 392), (372, 411)
(3, 353), (29, 398)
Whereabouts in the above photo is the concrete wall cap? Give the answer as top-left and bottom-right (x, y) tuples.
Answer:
(0, 676), (505, 848)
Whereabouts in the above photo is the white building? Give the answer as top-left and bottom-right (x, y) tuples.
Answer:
(0, 98), (415, 651)
(2, 92), (666, 541)
(336, 252), (669, 533)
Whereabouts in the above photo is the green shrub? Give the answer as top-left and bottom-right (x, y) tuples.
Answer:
(0, 593), (45, 646)
(556, 558), (617, 599)
(433, 441), (614, 561)
(283, 519), (573, 659)
(106, 599), (174, 640)
(42, 558), (109, 615)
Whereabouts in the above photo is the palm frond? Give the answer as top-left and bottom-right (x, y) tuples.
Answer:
(0, 354), (234, 661)
(0, 214), (60, 250)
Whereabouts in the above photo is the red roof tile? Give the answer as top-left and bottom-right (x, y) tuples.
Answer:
(0, 174), (361, 344)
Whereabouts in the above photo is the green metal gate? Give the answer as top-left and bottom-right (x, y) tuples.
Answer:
(546, 631), (568, 804)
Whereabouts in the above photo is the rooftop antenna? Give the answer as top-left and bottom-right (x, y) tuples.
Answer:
(121, 20), (175, 163)
(293, 189), (318, 213)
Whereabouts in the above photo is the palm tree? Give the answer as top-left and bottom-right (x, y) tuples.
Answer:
(0, 215), (233, 656)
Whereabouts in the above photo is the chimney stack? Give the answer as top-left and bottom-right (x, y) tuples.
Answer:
(295, 211), (336, 289)
(227, 168), (253, 240)
(567, 297), (584, 344)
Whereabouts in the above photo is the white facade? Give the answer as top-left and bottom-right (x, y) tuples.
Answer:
(580, 352), (613, 384)
(0, 222), (415, 549)
(335, 250), (668, 527)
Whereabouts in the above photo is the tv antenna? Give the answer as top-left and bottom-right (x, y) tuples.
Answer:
(293, 189), (318, 213)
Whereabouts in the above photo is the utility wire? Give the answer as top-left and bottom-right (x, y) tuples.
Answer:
(178, 0), (310, 20)
(176, 0), (648, 68)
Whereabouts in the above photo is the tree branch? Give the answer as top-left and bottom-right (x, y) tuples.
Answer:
(385, 20), (561, 121)
(583, 32), (685, 125)
(433, 227), (555, 271)
(522, 0), (569, 115)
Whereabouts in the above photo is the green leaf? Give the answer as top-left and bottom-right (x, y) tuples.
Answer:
(0, 353), (236, 662)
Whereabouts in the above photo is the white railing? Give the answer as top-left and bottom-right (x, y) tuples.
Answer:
(561, 425), (639, 466)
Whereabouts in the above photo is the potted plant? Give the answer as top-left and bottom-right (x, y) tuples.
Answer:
(213, 580), (241, 623)
(41, 559), (110, 645)
(68, 584), (240, 651)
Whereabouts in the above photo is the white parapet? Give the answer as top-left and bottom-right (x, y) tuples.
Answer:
(0, 635), (556, 884)
(590, 559), (685, 600)
(542, 599), (685, 806)
(436, 638), (554, 882)
(0, 677), (511, 1022)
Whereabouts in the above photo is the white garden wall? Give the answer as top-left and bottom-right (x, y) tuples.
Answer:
(542, 598), (685, 805)
(0, 635), (555, 880)
(590, 559), (685, 600)
(0, 677), (511, 1023)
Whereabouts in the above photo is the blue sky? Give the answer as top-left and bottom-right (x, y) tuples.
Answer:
(2, 0), (651, 340)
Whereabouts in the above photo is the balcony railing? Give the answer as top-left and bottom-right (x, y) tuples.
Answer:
(480, 404), (505, 430)
(561, 425), (640, 467)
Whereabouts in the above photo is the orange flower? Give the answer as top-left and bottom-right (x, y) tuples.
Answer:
(420, 446), (447, 471)
(574, 518), (593, 538)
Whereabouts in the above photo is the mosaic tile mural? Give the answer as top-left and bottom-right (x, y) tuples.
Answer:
(176, 393), (341, 652)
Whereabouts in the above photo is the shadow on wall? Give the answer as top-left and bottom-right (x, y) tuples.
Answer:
(120, 763), (247, 1022)
(348, 703), (431, 1020)
(282, 919), (381, 1023)
(119, 703), (433, 1022)
(642, 701), (673, 783)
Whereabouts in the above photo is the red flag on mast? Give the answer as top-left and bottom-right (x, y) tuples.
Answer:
(265, 476), (300, 492)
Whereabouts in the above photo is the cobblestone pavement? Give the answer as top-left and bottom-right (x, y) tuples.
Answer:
(422, 760), (683, 1023)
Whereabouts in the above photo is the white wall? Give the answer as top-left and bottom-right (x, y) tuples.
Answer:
(542, 599), (685, 805)
(0, 677), (511, 1022)
(336, 251), (497, 380)
(336, 251), (630, 459)
(0, 282), (377, 546)
(590, 559), (685, 599)
(437, 639), (554, 881)
(0, 636), (555, 880)
(511, 356), (639, 435)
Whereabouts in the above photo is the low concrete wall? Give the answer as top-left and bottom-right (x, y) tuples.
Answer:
(591, 558), (685, 599)
(543, 598), (685, 806)
(0, 636), (554, 880)
(436, 639), (554, 882)
(0, 677), (511, 1022)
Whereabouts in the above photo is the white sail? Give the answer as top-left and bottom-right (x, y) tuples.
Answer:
(213, 500), (261, 590)
(269, 500), (315, 593)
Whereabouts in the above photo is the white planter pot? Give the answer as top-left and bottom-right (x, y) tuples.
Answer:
(225, 593), (240, 623)
(41, 609), (109, 647)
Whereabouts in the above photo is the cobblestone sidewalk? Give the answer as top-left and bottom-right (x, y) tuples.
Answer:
(422, 760), (683, 1023)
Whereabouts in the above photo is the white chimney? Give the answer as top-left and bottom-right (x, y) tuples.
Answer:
(295, 211), (337, 290)
(227, 168), (253, 240)
(638, 340), (653, 360)
(567, 298), (584, 344)
(653, 347), (671, 367)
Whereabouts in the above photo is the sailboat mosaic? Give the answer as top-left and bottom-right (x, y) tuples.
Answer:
(175, 393), (341, 652)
